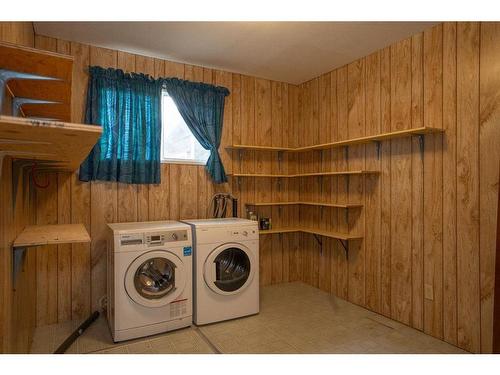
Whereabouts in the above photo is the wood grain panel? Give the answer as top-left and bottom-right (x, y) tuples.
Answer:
(479, 21), (500, 354)
(411, 31), (425, 331)
(380, 46), (392, 317)
(336, 67), (349, 299)
(423, 24), (444, 340)
(456, 21), (480, 353)
(346, 59), (366, 306)
(442, 22), (458, 345)
(364, 51), (381, 313)
(390, 38), (412, 325)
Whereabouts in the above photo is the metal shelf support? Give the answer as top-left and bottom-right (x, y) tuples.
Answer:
(0, 68), (60, 110)
(417, 134), (425, 161)
(12, 245), (28, 289)
(12, 97), (59, 117)
(374, 141), (381, 160)
(338, 239), (349, 260)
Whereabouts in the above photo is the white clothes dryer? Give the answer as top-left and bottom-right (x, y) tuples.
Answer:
(182, 218), (259, 325)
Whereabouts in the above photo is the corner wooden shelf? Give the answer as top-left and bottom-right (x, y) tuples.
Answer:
(14, 224), (90, 247)
(259, 226), (361, 259)
(12, 224), (90, 286)
(259, 227), (362, 241)
(0, 115), (102, 171)
(226, 145), (294, 152)
(227, 126), (443, 153)
(246, 201), (363, 208)
(228, 170), (379, 178)
(0, 41), (73, 121)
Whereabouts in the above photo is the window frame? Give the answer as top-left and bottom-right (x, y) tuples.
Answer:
(160, 90), (209, 166)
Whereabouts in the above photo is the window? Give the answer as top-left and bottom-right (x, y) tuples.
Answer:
(161, 91), (210, 164)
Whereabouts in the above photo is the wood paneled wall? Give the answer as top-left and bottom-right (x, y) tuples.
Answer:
(293, 23), (500, 354)
(30, 35), (299, 328)
(0, 22), (37, 354)
(1, 22), (498, 355)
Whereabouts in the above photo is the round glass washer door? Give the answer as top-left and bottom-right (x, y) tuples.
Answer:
(203, 242), (256, 296)
(125, 250), (186, 308)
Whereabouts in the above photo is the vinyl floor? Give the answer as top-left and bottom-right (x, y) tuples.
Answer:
(30, 282), (466, 354)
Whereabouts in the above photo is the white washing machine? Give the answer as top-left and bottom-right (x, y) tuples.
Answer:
(107, 221), (192, 342)
(182, 218), (259, 325)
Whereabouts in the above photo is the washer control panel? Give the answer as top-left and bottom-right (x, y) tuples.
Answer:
(146, 230), (188, 246)
(120, 233), (143, 246)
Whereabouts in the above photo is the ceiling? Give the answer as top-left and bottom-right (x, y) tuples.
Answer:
(34, 22), (437, 84)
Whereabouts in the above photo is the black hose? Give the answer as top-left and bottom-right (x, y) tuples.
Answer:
(54, 311), (100, 354)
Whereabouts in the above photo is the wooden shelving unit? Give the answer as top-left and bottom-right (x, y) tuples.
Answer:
(227, 126), (443, 153)
(0, 115), (102, 171)
(0, 41), (73, 121)
(246, 201), (363, 208)
(0, 41), (101, 176)
(228, 170), (379, 178)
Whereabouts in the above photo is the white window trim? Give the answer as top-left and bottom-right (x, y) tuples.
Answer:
(160, 90), (209, 166)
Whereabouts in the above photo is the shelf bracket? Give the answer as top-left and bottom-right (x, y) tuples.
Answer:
(417, 134), (425, 161)
(345, 208), (349, 224)
(0, 69), (60, 110)
(238, 149), (243, 163)
(12, 246), (28, 289)
(338, 239), (349, 260)
(345, 175), (350, 192)
(343, 146), (349, 161)
(374, 141), (381, 160)
(313, 233), (323, 249)
(12, 97), (59, 117)
(277, 151), (283, 172)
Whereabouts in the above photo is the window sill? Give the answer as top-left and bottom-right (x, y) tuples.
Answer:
(161, 159), (207, 166)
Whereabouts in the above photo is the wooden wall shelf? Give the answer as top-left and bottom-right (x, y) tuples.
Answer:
(246, 201), (363, 208)
(0, 41), (73, 121)
(259, 227), (362, 241)
(228, 170), (379, 178)
(0, 115), (102, 171)
(12, 224), (90, 287)
(227, 126), (443, 153)
(14, 224), (90, 247)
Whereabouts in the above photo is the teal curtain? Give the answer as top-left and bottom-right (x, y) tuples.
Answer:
(163, 78), (230, 184)
(79, 66), (162, 184)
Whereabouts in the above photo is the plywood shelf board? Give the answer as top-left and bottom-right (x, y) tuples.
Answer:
(227, 126), (444, 152)
(0, 115), (102, 171)
(0, 41), (73, 121)
(259, 227), (362, 241)
(14, 224), (90, 247)
(228, 170), (379, 177)
(246, 201), (363, 208)
(226, 145), (294, 152)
